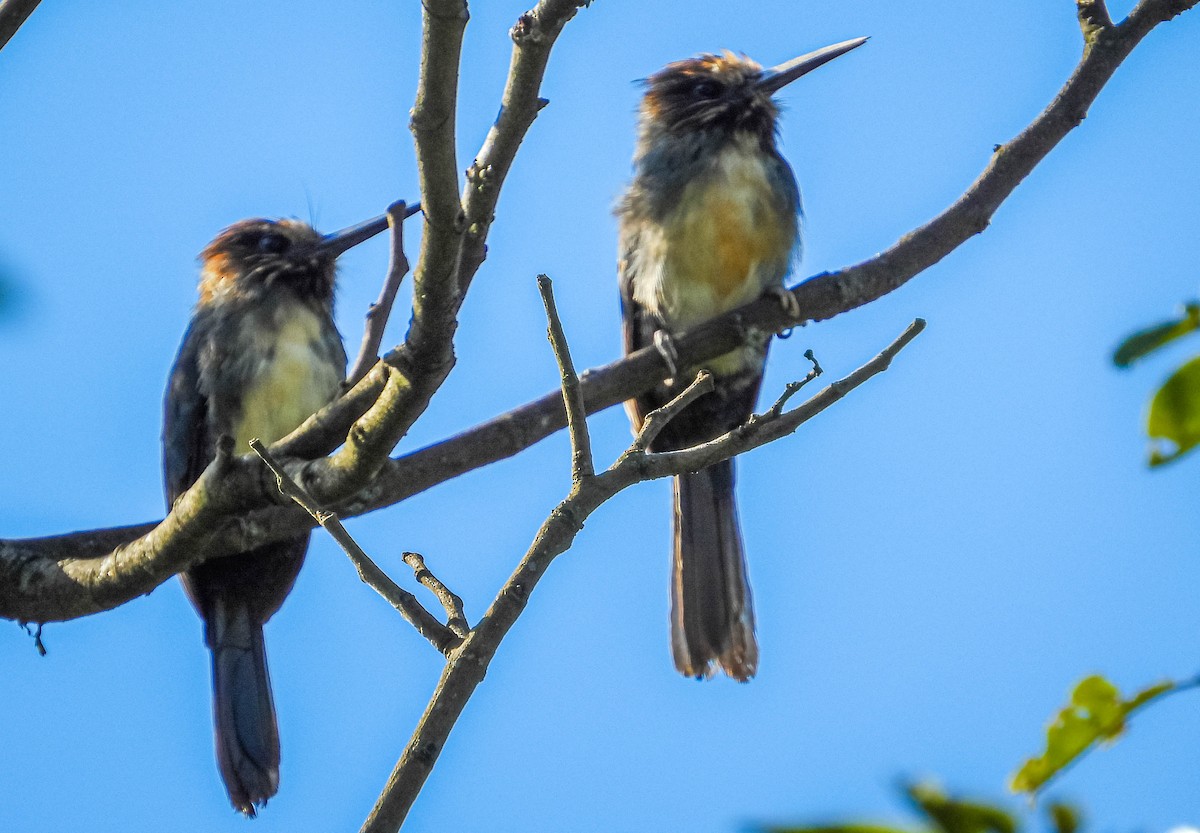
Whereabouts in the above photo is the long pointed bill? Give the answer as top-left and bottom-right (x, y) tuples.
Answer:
(756, 36), (869, 95)
(317, 202), (422, 259)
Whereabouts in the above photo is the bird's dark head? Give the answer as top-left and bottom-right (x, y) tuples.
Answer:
(636, 38), (867, 148)
(197, 214), (391, 306)
(199, 219), (333, 305)
(640, 52), (776, 142)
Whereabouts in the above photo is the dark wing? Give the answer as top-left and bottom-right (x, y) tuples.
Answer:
(618, 223), (666, 432)
(162, 316), (213, 506)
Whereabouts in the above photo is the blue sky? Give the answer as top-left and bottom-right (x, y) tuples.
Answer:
(2, 1), (1199, 831)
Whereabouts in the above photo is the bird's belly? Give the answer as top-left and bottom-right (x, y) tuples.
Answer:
(652, 159), (794, 332)
(232, 309), (342, 452)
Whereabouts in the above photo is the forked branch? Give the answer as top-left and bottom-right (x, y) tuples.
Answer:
(249, 439), (460, 655)
(359, 319), (925, 833)
(0, 0), (1194, 633)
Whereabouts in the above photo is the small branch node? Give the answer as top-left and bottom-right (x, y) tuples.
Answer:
(511, 11), (542, 44)
(804, 348), (823, 376)
(1077, 0), (1115, 43)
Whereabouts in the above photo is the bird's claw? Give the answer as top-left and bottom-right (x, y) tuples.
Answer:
(653, 330), (680, 384)
(767, 286), (802, 322)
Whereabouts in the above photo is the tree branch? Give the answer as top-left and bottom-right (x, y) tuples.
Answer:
(1, 1), (1192, 625)
(288, 0), (596, 502)
(632, 371), (714, 452)
(345, 202), (419, 389)
(0, 0), (40, 52)
(249, 440), (459, 655)
(538, 274), (594, 482)
(402, 551), (468, 639)
(762, 349), (823, 419)
(459, 0), (592, 295)
(400, 0), (468, 381)
(359, 319), (924, 833)
(0, 438), (249, 623)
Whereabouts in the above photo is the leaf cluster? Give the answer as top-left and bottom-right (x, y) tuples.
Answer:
(1114, 302), (1200, 465)
(1010, 674), (1175, 794)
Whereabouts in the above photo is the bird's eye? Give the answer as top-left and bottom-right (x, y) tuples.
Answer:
(691, 80), (722, 100)
(256, 232), (289, 254)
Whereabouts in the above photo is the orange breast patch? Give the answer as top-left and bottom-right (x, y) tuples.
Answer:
(668, 178), (792, 303)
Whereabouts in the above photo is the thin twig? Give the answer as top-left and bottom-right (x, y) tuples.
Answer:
(631, 371), (714, 452)
(761, 349), (824, 420)
(345, 202), (421, 388)
(402, 552), (468, 639)
(359, 320), (925, 832)
(645, 320), (927, 474)
(247, 439), (459, 655)
(537, 274), (594, 482)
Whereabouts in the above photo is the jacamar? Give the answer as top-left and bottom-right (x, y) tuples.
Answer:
(617, 38), (867, 681)
(163, 212), (388, 814)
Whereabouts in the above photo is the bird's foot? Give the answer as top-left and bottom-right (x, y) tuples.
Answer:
(767, 285), (802, 322)
(653, 330), (680, 384)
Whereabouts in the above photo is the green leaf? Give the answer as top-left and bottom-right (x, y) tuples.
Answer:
(1010, 675), (1175, 794)
(906, 783), (1016, 833)
(1113, 303), (1200, 367)
(1046, 803), (1081, 833)
(1146, 357), (1200, 466)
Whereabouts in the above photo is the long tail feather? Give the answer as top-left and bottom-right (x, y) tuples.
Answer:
(670, 459), (758, 681)
(208, 599), (280, 816)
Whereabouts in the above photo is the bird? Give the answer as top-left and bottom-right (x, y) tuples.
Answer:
(162, 211), (389, 814)
(616, 38), (867, 681)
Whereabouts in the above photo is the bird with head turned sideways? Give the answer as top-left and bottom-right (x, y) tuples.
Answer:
(163, 211), (389, 815)
(617, 37), (867, 682)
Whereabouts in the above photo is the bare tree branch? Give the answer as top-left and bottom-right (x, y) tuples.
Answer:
(287, 0), (596, 504)
(400, 0), (468, 380)
(0, 0), (40, 52)
(0, 437), (249, 623)
(402, 551), (468, 639)
(249, 440), (459, 655)
(632, 371), (714, 452)
(538, 274), (594, 482)
(359, 319), (925, 833)
(762, 349), (823, 419)
(0, 0), (1193, 626)
(459, 0), (592, 294)
(345, 202), (420, 389)
(276, 0), (592, 466)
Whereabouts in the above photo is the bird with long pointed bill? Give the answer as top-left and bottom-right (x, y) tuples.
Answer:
(617, 37), (868, 681)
